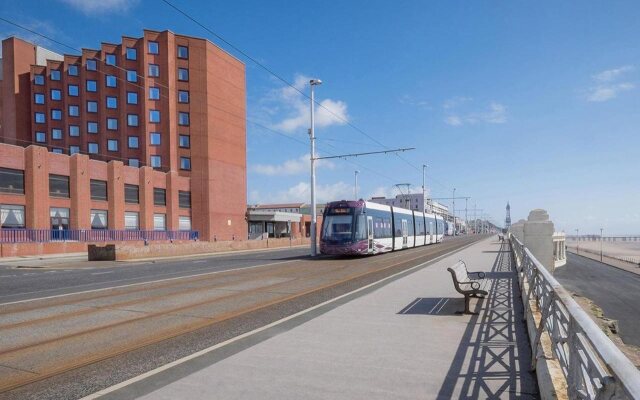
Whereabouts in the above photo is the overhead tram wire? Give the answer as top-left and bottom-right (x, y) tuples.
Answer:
(0, 16), (419, 191)
(157, 1), (439, 180)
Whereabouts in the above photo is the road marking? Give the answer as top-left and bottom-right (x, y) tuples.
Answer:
(91, 271), (114, 275)
(82, 239), (482, 400)
(0, 259), (300, 306)
(192, 260), (207, 264)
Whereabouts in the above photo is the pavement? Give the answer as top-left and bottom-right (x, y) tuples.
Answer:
(92, 238), (538, 400)
(555, 252), (640, 348)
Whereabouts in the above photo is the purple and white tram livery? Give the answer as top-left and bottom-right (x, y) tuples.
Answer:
(320, 200), (445, 256)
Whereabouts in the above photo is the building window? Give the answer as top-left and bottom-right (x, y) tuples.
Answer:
(127, 91), (138, 104)
(106, 96), (118, 109)
(34, 74), (45, 85)
(149, 110), (160, 123)
(178, 216), (191, 231)
(68, 105), (80, 117)
(52, 148), (64, 154)
(69, 145), (80, 155)
(87, 101), (98, 113)
(52, 128), (62, 139)
(50, 207), (70, 229)
(124, 184), (139, 204)
(178, 90), (189, 103)
(106, 75), (117, 88)
(86, 80), (97, 92)
(0, 168), (25, 194)
(128, 136), (139, 149)
(178, 191), (191, 209)
(178, 112), (190, 126)
(0, 205), (25, 228)
(90, 209), (108, 230)
(128, 159), (140, 167)
(49, 174), (70, 198)
(105, 54), (117, 66)
(69, 125), (80, 137)
(148, 64), (159, 77)
(127, 114), (139, 126)
(35, 132), (46, 143)
(50, 70), (61, 81)
(51, 109), (62, 120)
(86, 59), (97, 71)
(68, 85), (79, 97)
(153, 188), (166, 206)
(148, 41), (159, 54)
(150, 132), (161, 145)
(126, 70), (137, 82)
(88, 142), (99, 154)
(50, 89), (62, 101)
(180, 157), (191, 170)
(107, 139), (118, 152)
(149, 87), (160, 100)
(179, 135), (190, 148)
(124, 211), (139, 230)
(87, 121), (98, 134)
(177, 45), (189, 59)
(90, 179), (107, 201)
(153, 213), (166, 231)
(34, 93), (45, 104)
(126, 47), (137, 60)
(68, 64), (79, 76)
(150, 155), (162, 169)
(107, 118), (118, 130)
(178, 68), (189, 81)
(35, 112), (46, 124)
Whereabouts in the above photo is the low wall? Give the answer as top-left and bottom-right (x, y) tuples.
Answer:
(113, 237), (312, 261)
(0, 241), (90, 257)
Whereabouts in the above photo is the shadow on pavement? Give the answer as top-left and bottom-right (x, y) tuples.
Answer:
(435, 241), (539, 399)
(398, 297), (467, 316)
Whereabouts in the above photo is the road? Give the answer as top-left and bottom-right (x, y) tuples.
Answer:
(0, 235), (483, 400)
(554, 253), (640, 347)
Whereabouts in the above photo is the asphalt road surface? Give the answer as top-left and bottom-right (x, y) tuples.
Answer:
(0, 235), (484, 400)
(554, 253), (640, 347)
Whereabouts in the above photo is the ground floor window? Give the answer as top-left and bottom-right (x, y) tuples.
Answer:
(178, 216), (191, 231)
(50, 207), (70, 230)
(153, 213), (166, 231)
(124, 212), (139, 230)
(1, 204), (25, 228)
(91, 209), (108, 230)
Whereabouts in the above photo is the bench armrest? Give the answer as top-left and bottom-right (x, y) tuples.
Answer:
(458, 281), (481, 290)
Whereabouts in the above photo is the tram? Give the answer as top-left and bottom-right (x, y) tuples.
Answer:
(320, 200), (444, 256)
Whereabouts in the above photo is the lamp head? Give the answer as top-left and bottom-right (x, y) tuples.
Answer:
(310, 79), (323, 86)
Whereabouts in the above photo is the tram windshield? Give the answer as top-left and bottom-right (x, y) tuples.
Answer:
(321, 215), (353, 242)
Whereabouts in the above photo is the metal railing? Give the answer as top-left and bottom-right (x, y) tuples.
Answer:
(510, 234), (640, 400)
(0, 229), (199, 243)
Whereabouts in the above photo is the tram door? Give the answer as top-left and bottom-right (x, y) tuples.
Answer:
(402, 220), (408, 247)
(367, 216), (374, 252)
(429, 221), (434, 244)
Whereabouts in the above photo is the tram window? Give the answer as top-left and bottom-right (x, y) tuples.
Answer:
(355, 214), (367, 240)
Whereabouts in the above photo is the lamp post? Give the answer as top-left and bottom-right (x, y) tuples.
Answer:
(600, 228), (603, 262)
(422, 164), (427, 212)
(452, 188), (456, 236)
(354, 170), (359, 199)
(309, 79), (322, 257)
(575, 229), (579, 254)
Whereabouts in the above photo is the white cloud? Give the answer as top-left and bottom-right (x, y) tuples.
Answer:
(443, 96), (472, 110)
(587, 66), (635, 102)
(251, 153), (335, 176)
(0, 20), (66, 52)
(399, 94), (431, 109)
(261, 181), (352, 204)
(58, 0), (138, 15)
(444, 101), (507, 126)
(261, 74), (349, 134)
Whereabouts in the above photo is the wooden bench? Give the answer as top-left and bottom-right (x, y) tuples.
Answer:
(447, 260), (488, 314)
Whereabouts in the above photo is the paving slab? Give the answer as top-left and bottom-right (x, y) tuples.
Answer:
(102, 238), (538, 399)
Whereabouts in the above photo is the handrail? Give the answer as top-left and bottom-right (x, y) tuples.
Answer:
(0, 229), (199, 243)
(510, 233), (640, 399)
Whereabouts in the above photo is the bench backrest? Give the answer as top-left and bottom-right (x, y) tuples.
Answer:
(449, 261), (471, 284)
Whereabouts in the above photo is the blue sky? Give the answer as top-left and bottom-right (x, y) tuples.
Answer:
(2, 1), (639, 234)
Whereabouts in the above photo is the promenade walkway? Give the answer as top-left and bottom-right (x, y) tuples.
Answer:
(98, 238), (538, 399)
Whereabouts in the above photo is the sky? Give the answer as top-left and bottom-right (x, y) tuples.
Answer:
(1, 1), (639, 234)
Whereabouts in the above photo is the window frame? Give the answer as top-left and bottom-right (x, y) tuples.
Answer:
(177, 68), (189, 81)
(49, 174), (70, 198)
(90, 179), (108, 201)
(0, 168), (25, 195)
(148, 41), (159, 54)
(153, 188), (166, 206)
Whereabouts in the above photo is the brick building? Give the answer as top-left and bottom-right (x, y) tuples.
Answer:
(0, 31), (246, 242)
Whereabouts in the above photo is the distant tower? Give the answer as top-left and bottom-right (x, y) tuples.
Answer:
(505, 202), (512, 230)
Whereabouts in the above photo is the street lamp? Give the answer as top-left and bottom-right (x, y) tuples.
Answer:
(452, 188), (456, 236)
(422, 164), (428, 212)
(600, 228), (603, 262)
(309, 78), (322, 257)
(575, 229), (579, 254)
(354, 170), (359, 199)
